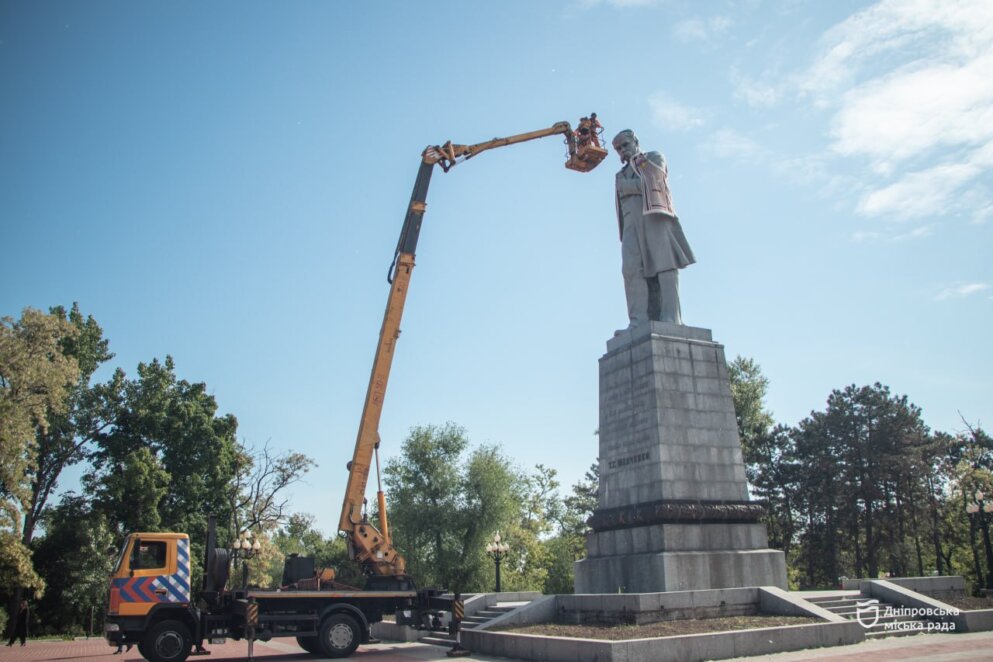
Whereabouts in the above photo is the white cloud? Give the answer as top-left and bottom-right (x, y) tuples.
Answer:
(648, 92), (709, 132)
(700, 127), (763, 160)
(969, 200), (993, 225)
(796, 0), (993, 222)
(701, 128), (834, 189)
(934, 282), (991, 301)
(673, 15), (732, 43)
(731, 70), (782, 107)
(674, 18), (707, 41)
(830, 54), (993, 170)
(849, 224), (932, 243)
(855, 157), (987, 218)
(799, 0), (993, 103)
(894, 225), (933, 241)
(851, 230), (884, 242)
(577, 0), (665, 7)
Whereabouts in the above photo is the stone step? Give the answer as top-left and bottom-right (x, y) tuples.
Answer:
(865, 620), (933, 638)
(803, 593), (933, 639)
(475, 610), (508, 619)
(493, 601), (530, 609)
(805, 594), (860, 604)
(832, 609), (907, 622)
(420, 634), (456, 647)
(810, 598), (866, 610)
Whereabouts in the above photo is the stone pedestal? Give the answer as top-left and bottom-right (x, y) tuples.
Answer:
(573, 322), (786, 593)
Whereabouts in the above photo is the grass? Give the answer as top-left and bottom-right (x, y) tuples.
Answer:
(942, 596), (993, 611)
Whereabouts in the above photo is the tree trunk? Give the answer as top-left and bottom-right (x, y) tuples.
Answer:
(967, 494), (985, 590)
(852, 513), (863, 577)
(894, 485), (908, 576)
(926, 474), (945, 575)
(866, 507), (876, 577)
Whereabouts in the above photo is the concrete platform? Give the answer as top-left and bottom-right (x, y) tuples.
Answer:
(2, 627), (991, 661)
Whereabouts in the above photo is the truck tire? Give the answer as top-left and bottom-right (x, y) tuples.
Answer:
(296, 636), (320, 655)
(317, 613), (360, 658)
(142, 620), (192, 662)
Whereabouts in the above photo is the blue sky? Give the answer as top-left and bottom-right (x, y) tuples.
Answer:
(2, 0), (990, 535)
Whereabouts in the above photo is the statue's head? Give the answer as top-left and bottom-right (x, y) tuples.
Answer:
(612, 130), (639, 163)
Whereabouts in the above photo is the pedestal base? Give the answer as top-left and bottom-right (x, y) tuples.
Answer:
(575, 323), (787, 593)
(574, 548), (787, 594)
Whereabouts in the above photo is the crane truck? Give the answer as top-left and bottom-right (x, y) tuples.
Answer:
(103, 115), (607, 662)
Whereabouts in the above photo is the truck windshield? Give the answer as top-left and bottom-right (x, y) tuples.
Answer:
(111, 539), (130, 574)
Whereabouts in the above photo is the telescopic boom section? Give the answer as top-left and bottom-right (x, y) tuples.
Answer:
(339, 118), (606, 579)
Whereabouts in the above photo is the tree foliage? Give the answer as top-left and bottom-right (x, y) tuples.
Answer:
(31, 496), (115, 635)
(383, 423), (519, 592)
(230, 442), (315, 536)
(0, 304), (312, 633)
(382, 424), (600, 595)
(23, 304), (114, 547)
(728, 355), (775, 481)
(0, 308), (81, 594)
(730, 363), (993, 593)
(85, 356), (241, 540)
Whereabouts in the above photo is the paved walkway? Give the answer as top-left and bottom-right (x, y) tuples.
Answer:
(727, 631), (993, 661)
(0, 631), (991, 661)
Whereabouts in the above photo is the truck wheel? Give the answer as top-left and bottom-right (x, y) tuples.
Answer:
(296, 636), (320, 655)
(143, 620), (192, 662)
(318, 614), (360, 658)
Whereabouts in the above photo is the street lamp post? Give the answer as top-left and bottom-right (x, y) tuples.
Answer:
(966, 490), (993, 592)
(232, 529), (263, 588)
(485, 532), (510, 594)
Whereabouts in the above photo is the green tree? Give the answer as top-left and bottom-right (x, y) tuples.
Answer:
(89, 446), (170, 533)
(0, 308), (80, 595)
(541, 462), (599, 594)
(30, 495), (115, 635)
(87, 357), (240, 538)
(383, 424), (519, 592)
(229, 443), (315, 536)
(748, 425), (801, 573)
(22, 304), (115, 550)
(727, 356), (775, 479)
(228, 445), (315, 589)
(948, 423), (993, 591)
(788, 384), (935, 586)
(498, 465), (561, 592)
(83, 355), (243, 591)
(726, 357), (804, 584)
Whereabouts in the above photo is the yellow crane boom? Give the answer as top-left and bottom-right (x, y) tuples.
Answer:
(339, 115), (607, 585)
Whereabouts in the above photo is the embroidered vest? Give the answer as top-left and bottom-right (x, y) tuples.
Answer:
(633, 151), (676, 218)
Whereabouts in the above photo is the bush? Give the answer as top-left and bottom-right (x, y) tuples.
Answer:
(0, 606), (7, 636)
(62, 624), (85, 639)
